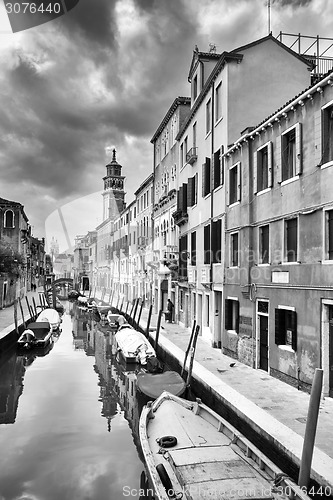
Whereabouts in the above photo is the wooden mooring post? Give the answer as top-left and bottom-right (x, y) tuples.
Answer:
(181, 320), (196, 379)
(186, 325), (200, 388)
(137, 300), (144, 328)
(13, 299), (19, 334)
(298, 368), (323, 489)
(145, 304), (153, 338)
(18, 298), (26, 329)
(154, 310), (163, 354)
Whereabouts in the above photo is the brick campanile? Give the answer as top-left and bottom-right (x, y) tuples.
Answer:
(102, 148), (126, 221)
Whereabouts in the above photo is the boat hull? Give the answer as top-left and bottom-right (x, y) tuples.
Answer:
(139, 391), (310, 500)
(115, 328), (156, 365)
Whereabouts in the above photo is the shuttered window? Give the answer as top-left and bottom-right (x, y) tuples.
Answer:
(204, 224), (211, 264)
(285, 218), (298, 262)
(328, 210), (333, 260)
(187, 174), (198, 207)
(191, 231), (196, 266)
(179, 235), (188, 279)
(213, 147), (223, 189)
(225, 299), (240, 333)
(275, 308), (297, 351)
(281, 123), (302, 181)
(322, 105), (333, 165)
(212, 219), (222, 263)
(231, 232), (239, 267)
(202, 157), (211, 197)
(259, 225), (269, 264)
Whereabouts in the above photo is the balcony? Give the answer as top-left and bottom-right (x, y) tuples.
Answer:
(172, 209), (188, 226)
(186, 147), (198, 165)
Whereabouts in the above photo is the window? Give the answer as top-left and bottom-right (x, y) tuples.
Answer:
(206, 98), (211, 135)
(187, 174), (198, 207)
(285, 218), (298, 262)
(215, 82), (222, 122)
(180, 143), (184, 168)
(179, 235), (188, 279)
(191, 231), (196, 266)
(231, 232), (239, 267)
(184, 136), (188, 163)
(213, 146), (224, 189)
(193, 75), (198, 101)
(225, 299), (239, 332)
(229, 162), (241, 205)
(259, 225), (269, 264)
(212, 219), (222, 263)
(204, 225), (211, 264)
(4, 210), (14, 228)
(193, 122), (197, 148)
(325, 209), (333, 260)
(322, 104), (333, 164)
(275, 307), (297, 350)
(279, 124), (302, 182)
(202, 157), (211, 197)
(255, 142), (272, 193)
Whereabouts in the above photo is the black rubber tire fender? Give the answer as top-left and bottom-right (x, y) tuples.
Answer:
(156, 463), (174, 497)
(157, 435), (177, 448)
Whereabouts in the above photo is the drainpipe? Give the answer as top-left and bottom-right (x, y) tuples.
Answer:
(210, 81), (215, 345)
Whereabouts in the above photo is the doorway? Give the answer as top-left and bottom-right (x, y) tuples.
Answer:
(256, 300), (269, 372)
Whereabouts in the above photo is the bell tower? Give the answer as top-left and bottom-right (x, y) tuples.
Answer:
(102, 148), (126, 221)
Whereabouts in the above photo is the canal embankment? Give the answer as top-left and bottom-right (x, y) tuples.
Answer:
(110, 301), (333, 495)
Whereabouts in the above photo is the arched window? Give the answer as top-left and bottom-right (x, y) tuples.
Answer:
(4, 210), (14, 228)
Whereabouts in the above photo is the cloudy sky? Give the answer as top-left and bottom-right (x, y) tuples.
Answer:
(0, 0), (332, 252)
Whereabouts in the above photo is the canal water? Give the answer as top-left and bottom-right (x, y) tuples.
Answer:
(0, 303), (149, 500)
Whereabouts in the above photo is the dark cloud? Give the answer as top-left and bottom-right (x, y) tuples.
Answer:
(272, 0), (313, 7)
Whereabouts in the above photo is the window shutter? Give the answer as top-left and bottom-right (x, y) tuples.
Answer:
(253, 151), (258, 194)
(182, 183), (187, 211)
(235, 301), (240, 333)
(211, 154), (215, 191)
(225, 299), (232, 329)
(177, 187), (182, 211)
(205, 157), (211, 194)
(295, 122), (302, 175)
(202, 163), (206, 197)
(291, 311), (297, 351)
(204, 224), (211, 264)
(221, 146), (225, 185)
(237, 163), (241, 201)
(187, 177), (193, 207)
(314, 109), (322, 167)
(275, 308), (285, 345)
(194, 173), (198, 205)
(276, 135), (282, 183)
(268, 141), (273, 187)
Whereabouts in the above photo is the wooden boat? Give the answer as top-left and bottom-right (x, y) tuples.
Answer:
(136, 371), (186, 399)
(107, 312), (127, 331)
(17, 322), (53, 350)
(115, 327), (156, 365)
(139, 391), (310, 500)
(36, 308), (61, 331)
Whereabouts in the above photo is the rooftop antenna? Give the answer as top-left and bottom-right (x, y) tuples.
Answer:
(268, 0), (271, 34)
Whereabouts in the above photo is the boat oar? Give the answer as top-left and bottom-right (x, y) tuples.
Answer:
(181, 320), (196, 379)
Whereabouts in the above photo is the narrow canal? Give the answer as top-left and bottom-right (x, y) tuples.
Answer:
(0, 303), (148, 500)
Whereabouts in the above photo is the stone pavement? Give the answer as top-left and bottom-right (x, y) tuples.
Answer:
(0, 287), (45, 341)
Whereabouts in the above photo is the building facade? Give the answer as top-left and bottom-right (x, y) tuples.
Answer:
(174, 34), (314, 346)
(223, 70), (333, 396)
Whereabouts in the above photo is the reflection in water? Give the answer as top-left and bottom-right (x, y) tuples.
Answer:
(0, 303), (149, 500)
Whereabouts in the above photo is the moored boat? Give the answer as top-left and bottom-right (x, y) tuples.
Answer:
(36, 308), (61, 331)
(17, 322), (53, 350)
(136, 370), (186, 399)
(139, 391), (310, 500)
(115, 327), (156, 365)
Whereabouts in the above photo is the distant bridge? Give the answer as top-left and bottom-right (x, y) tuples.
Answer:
(45, 277), (74, 301)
